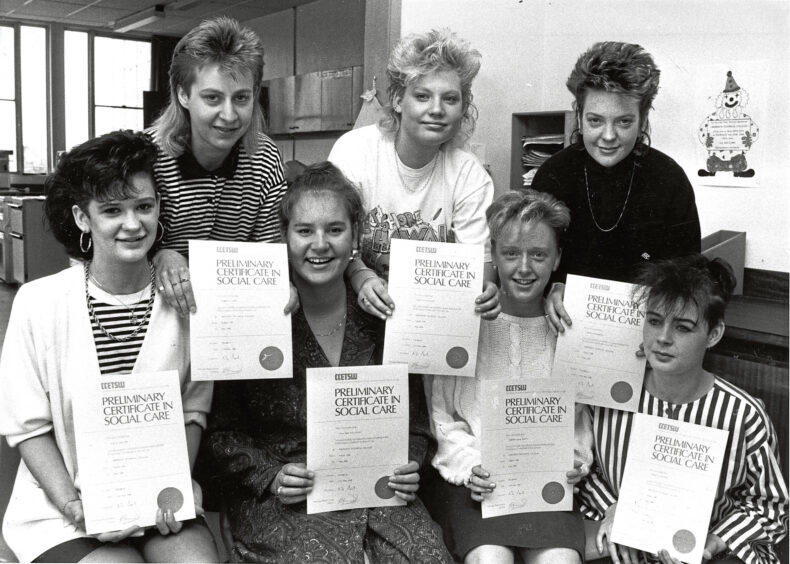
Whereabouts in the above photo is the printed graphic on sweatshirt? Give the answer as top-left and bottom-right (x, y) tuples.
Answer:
(361, 205), (455, 279)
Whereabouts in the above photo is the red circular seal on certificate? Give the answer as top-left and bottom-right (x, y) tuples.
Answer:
(446, 346), (469, 369)
(157, 487), (184, 512)
(672, 529), (696, 553)
(610, 381), (634, 404)
(259, 346), (284, 371)
(541, 481), (565, 504)
(374, 476), (396, 499)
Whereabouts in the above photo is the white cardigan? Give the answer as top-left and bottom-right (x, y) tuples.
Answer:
(0, 265), (212, 562)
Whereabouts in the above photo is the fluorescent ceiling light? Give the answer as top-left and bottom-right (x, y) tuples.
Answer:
(113, 4), (165, 33)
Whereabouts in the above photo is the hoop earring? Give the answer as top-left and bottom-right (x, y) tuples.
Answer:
(156, 221), (165, 243)
(79, 231), (92, 254)
(638, 131), (652, 148)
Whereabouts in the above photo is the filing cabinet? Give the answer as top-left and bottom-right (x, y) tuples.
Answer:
(8, 196), (70, 284)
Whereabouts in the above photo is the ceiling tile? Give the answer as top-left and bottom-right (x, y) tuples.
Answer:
(1, 0), (315, 36)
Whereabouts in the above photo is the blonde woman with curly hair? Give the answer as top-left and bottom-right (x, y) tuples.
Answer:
(329, 28), (500, 321)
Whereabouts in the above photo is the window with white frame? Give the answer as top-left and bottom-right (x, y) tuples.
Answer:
(0, 24), (49, 174)
(93, 35), (151, 138)
(0, 26), (16, 172)
(1, 24), (152, 173)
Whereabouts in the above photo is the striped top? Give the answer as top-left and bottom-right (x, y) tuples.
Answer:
(579, 376), (788, 564)
(88, 284), (150, 375)
(148, 129), (287, 257)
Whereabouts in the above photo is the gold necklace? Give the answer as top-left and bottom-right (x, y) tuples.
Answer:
(88, 272), (149, 323)
(393, 140), (439, 193)
(584, 162), (635, 233)
(312, 312), (347, 337)
(84, 261), (155, 343)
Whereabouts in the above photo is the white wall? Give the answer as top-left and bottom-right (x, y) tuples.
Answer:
(401, 0), (789, 272)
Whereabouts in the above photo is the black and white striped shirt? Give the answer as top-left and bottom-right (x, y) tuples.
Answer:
(88, 294), (149, 375)
(579, 376), (788, 563)
(149, 130), (287, 257)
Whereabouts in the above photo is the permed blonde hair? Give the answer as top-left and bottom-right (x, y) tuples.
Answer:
(382, 29), (481, 144)
(152, 16), (266, 158)
(486, 189), (570, 251)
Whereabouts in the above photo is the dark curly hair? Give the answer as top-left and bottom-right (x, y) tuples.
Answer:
(279, 161), (364, 247)
(45, 129), (159, 260)
(567, 41), (660, 150)
(633, 254), (736, 332)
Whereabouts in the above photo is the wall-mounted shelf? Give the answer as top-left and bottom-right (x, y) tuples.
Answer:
(510, 111), (574, 190)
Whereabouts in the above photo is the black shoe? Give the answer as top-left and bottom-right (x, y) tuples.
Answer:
(734, 169), (755, 178)
(698, 169), (715, 176)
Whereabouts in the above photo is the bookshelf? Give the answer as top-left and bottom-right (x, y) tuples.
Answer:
(510, 111), (575, 190)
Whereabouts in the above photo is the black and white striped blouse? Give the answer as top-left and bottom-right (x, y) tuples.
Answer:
(579, 376), (788, 563)
(88, 293), (150, 375)
(149, 130), (287, 257)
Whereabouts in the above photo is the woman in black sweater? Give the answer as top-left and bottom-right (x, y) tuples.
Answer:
(532, 41), (700, 331)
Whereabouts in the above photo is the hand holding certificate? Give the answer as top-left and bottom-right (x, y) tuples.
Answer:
(611, 413), (728, 564)
(479, 378), (575, 518)
(189, 240), (292, 380)
(384, 240), (484, 377)
(306, 364), (410, 514)
(72, 370), (195, 535)
(552, 274), (647, 411)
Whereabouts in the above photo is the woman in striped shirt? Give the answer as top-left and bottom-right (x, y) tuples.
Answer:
(0, 130), (216, 562)
(580, 254), (787, 564)
(149, 17), (288, 316)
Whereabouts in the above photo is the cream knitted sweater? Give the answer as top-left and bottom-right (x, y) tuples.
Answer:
(429, 313), (593, 485)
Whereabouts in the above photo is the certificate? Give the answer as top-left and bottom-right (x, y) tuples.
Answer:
(383, 239), (483, 377)
(552, 274), (647, 411)
(480, 378), (575, 518)
(72, 370), (195, 535)
(306, 364), (409, 514)
(612, 413), (728, 564)
(189, 240), (292, 380)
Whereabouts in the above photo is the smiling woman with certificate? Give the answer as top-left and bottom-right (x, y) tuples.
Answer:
(580, 254), (788, 564)
(204, 163), (451, 563)
(328, 28), (499, 322)
(421, 190), (593, 564)
(531, 41), (701, 333)
(0, 131), (216, 563)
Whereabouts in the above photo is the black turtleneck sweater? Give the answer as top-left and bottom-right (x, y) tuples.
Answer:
(531, 145), (701, 283)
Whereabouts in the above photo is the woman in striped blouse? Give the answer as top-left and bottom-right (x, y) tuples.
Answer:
(149, 17), (288, 316)
(0, 130), (216, 562)
(580, 254), (787, 564)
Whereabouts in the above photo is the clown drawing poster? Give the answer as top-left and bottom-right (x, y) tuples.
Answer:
(693, 61), (768, 188)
